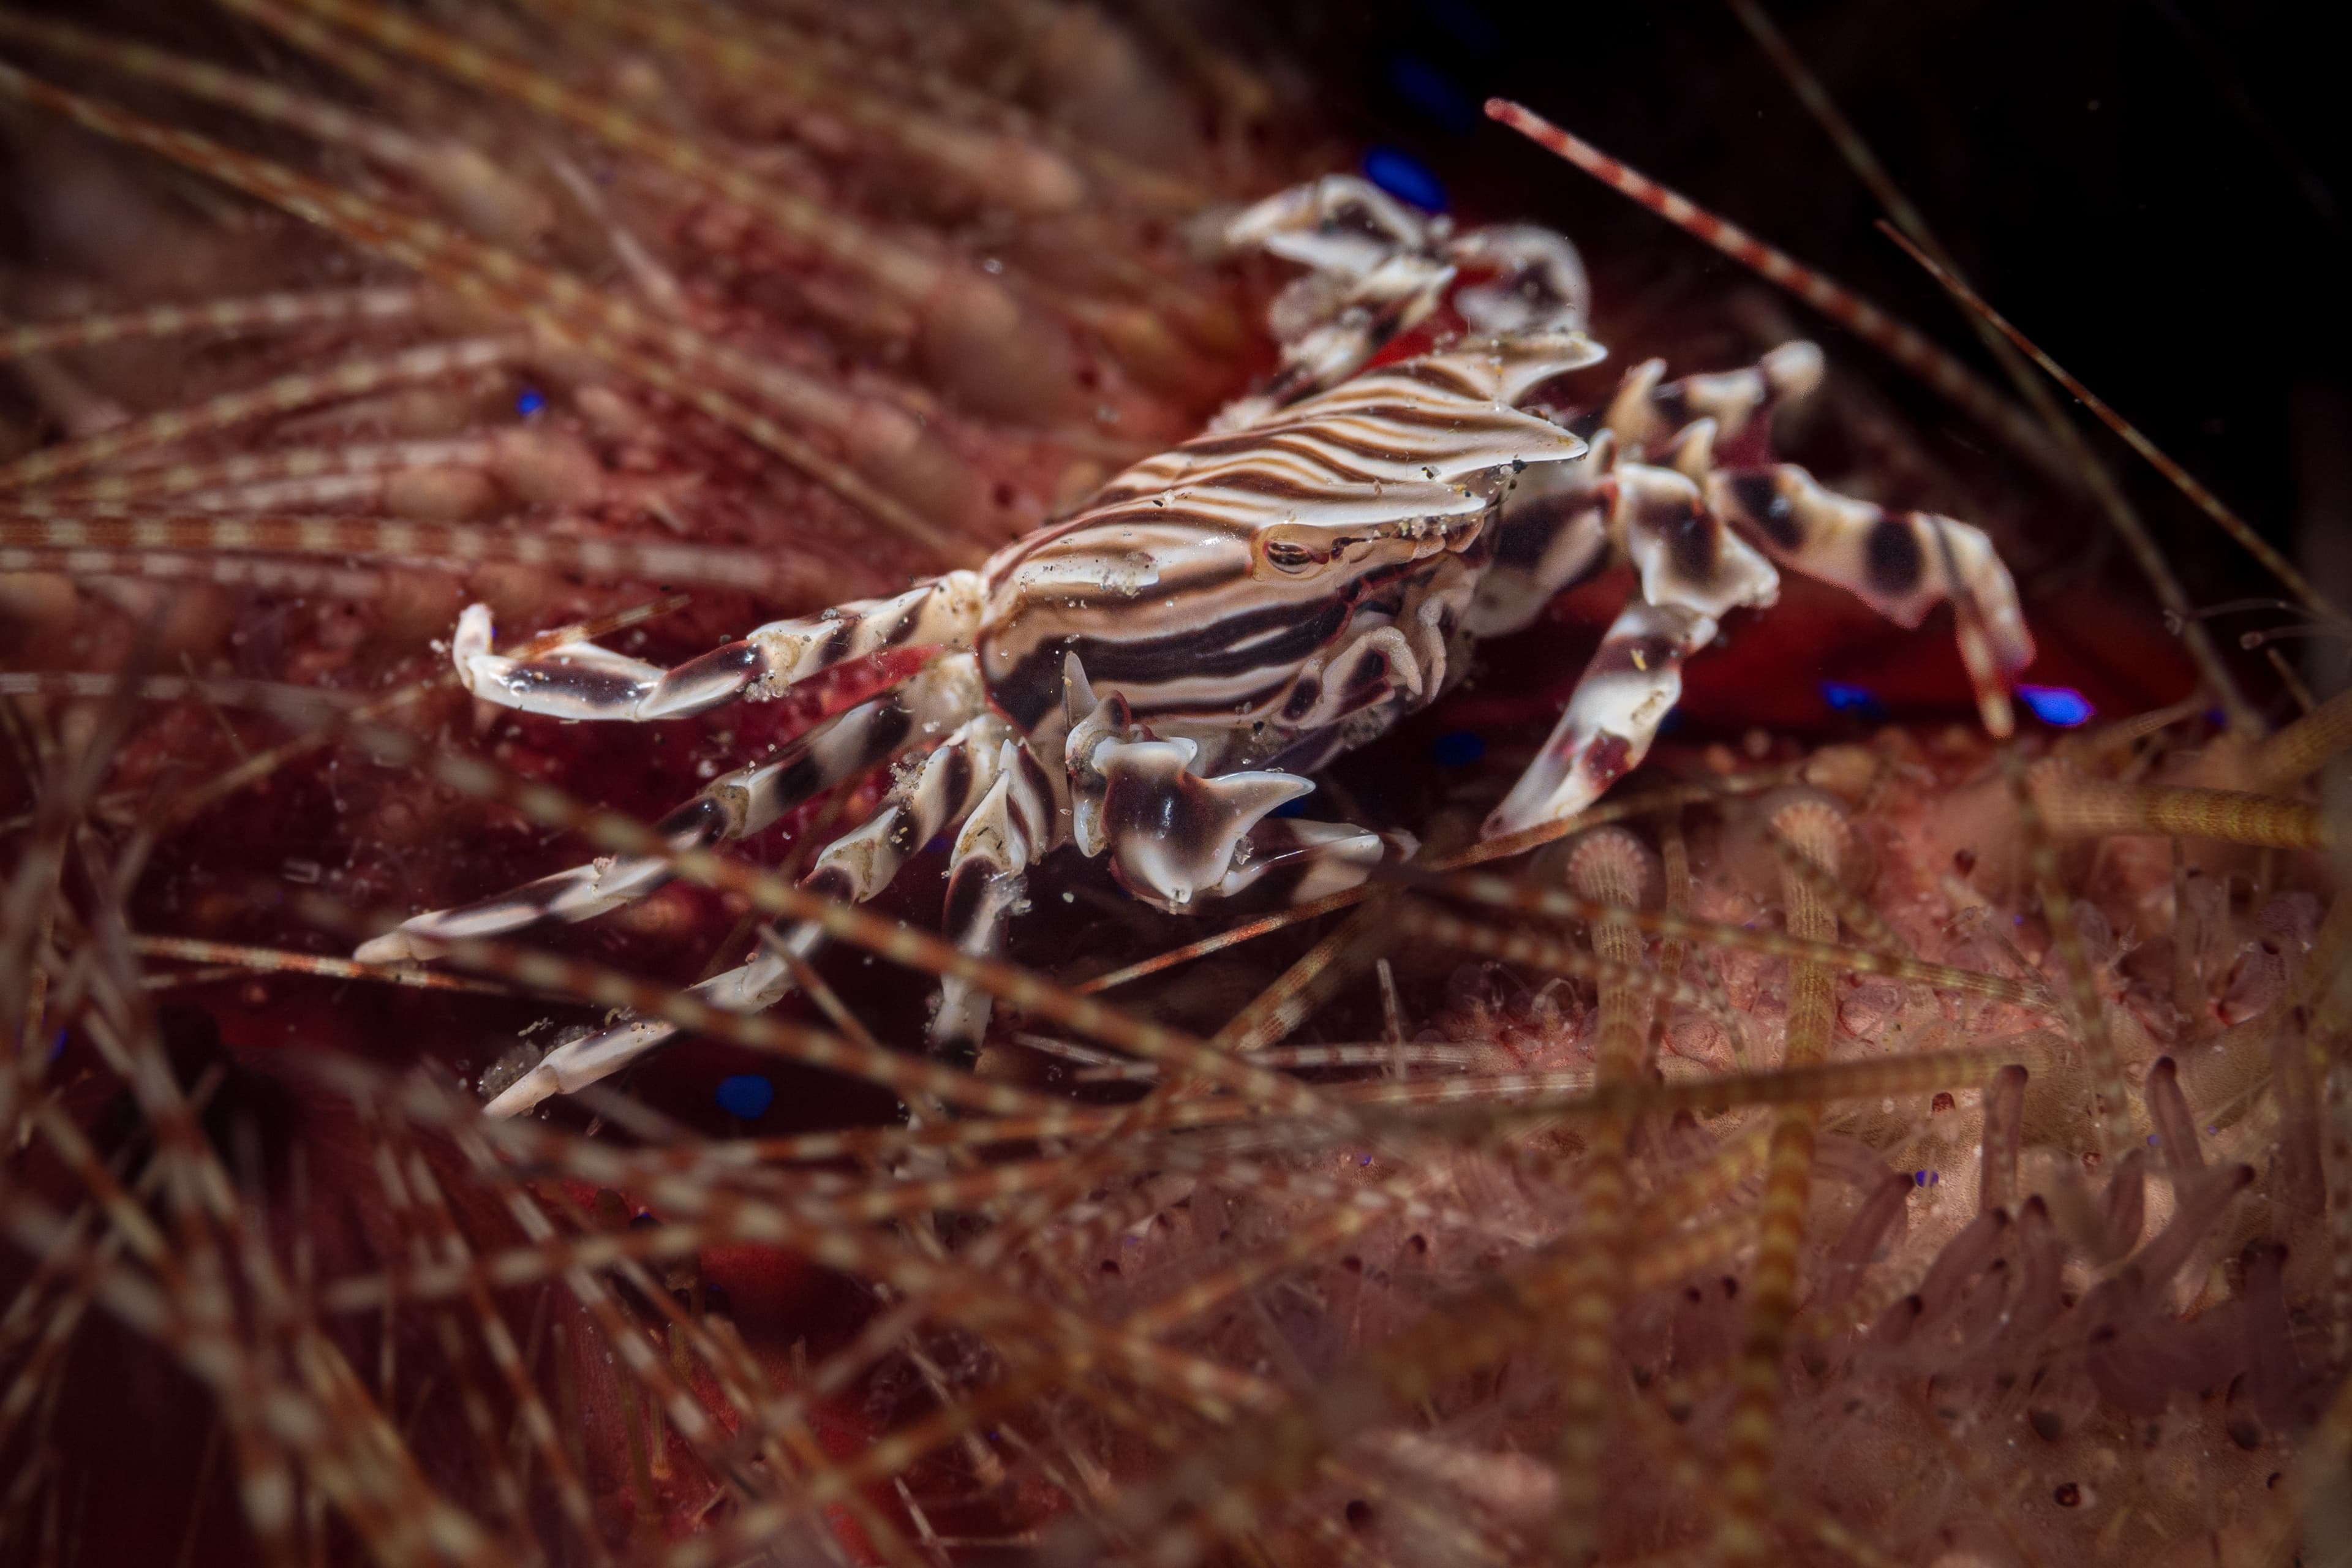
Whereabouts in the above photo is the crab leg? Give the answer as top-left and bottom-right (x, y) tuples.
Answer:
(929, 743), (1057, 1063)
(1204, 818), (1407, 907)
(359, 658), (986, 963)
(1709, 462), (2036, 717)
(451, 573), (986, 722)
(1484, 597), (1724, 837)
(1216, 175), (1610, 424)
(494, 722), (1408, 1112)
(1603, 341), (1825, 458)
(1226, 249), (1458, 427)
(1475, 342), (1825, 641)
(475, 692), (1011, 1115)
(476, 921), (830, 1119)
(799, 715), (1014, 904)
(1466, 431), (1615, 638)
(1485, 429), (1794, 834)
(1445, 223), (1593, 338)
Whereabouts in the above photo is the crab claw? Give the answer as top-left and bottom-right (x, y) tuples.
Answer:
(1090, 734), (1315, 910)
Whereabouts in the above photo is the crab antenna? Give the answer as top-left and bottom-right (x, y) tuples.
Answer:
(1878, 221), (2347, 626)
(1483, 97), (2055, 482)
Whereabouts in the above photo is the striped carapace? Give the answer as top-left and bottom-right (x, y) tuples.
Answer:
(358, 174), (2034, 1116)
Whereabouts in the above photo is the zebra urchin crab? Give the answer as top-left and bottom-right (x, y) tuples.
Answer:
(355, 172), (2034, 1117)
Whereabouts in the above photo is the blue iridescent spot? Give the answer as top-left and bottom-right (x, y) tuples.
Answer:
(1820, 680), (1888, 722)
(515, 386), (547, 417)
(715, 1073), (775, 1120)
(1362, 146), (1447, 213)
(1430, 729), (1486, 767)
(1270, 794), (1311, 819)
(2017, 684), (2094, 728)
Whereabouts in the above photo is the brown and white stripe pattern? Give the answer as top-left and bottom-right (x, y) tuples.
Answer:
(1221, 177), (1600, 417)
(976, 344), (1593, 739)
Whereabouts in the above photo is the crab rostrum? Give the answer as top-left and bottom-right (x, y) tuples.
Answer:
(359, 173), (2034, 1117)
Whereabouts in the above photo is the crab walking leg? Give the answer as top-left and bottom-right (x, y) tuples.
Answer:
(1711, 463), (2036, 692)
(1465, 431), (1616, 639)
(1446, 224), (1593, 338)
(480, 701), (1016, 1117)
(1224, 249), (1460, 428)
(1215, 178), (1455, 424)
(360, 658), (987, 962)
(929, 870), (1026, 1066)
(451, 572), (986, 722)
(1603, 341), (1825, 457)
(929, 740), (1059, 1061)
(476, 925), (824, 1118)
(1483, 446), (1787, 837)
(637, 710), (1023, 1075)
(1484, 598), (1723, 838)
(1217, 177), (1600, 424)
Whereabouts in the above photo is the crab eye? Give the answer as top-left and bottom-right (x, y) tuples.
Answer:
(1261, 536), (1320, 574)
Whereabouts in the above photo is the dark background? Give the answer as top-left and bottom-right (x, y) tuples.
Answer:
(1244, 0), (2352, 698)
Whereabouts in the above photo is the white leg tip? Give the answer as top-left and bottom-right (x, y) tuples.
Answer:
(451, 603), (498, 697)
(354, 930), (441, 965)
(482, 1063), (556, 1119)
(453, 603), (494, 660)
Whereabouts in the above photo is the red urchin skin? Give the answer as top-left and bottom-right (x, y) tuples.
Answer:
(3, 7), (2339, 1566)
